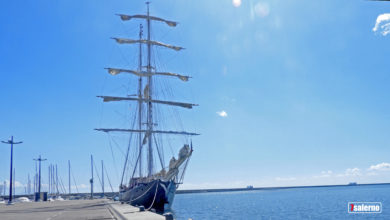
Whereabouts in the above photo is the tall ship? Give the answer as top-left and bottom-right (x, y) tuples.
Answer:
(95, 2), (199, 213)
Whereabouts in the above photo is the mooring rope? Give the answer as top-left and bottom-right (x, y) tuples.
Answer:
(130, 180), (157, 202)
(146, 181), (159, 211)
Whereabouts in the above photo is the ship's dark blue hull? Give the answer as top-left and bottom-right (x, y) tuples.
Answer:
(119, 179), (174, 213)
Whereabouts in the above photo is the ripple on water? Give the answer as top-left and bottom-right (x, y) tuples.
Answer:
(172, 185), (390, 220)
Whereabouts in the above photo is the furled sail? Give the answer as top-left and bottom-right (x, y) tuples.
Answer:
(142, 133), (149, 145)
(143, 85), (149, 99)
(95, 128), (199, 136)
(164, 144), (192, 180)
(97, 95), (198, 109)
(112, 38), (184, 51)
(117, 14), (177, 27)
(105, 68), (190, 82)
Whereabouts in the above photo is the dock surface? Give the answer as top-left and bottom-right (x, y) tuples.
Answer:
(0, 199), (164, 220)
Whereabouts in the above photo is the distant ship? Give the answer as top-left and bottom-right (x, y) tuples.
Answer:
(348, 182), (358, 186)
(96, 3), (199, 214)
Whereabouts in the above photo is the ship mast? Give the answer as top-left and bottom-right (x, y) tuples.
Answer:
(137, 24), (143, 178)
(146, 2), (153, 177)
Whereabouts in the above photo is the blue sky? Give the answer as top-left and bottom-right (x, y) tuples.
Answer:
(1, 0), (390, 193)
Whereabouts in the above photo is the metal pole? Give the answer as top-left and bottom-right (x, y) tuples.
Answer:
(9, 139), (13, 203)
(50, 165), (52, 195)
(51, 165), (53, 195)
(28, 174), (30, 195)
(56, 164), (58, 195)
(90, 155), (93, 199)
(50, 165), (52, 194)
(68, 160), (71, 195)
(101, 160), (104, 197)
(39, 157), (42, 195)
(2, 136), (23, 204)
(35, 161), (37, 193)
(138, 23), (143, 178)
(33, 155), (47, 201)
(48, 164), (51, 195)
(146, 1), (154, 177)
(52, 165), (54, 195)
(13, 168), (15, 200)
(9, 138), (13, 203)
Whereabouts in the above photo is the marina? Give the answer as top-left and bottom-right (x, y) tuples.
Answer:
(1, 0), (390, 219)
(1, 2), (196, 219)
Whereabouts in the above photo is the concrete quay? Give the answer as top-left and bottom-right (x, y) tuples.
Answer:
(0, 199), (165, 220)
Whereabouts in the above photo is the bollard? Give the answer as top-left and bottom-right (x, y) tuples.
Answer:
(163, 212), (174, 220)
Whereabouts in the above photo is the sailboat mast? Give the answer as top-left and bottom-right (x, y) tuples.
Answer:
(68, 160), (71, 195)
(47, 164), (51, 194)
(138, 24), (143, 178)
(90, 155), (93, 199)
(56, 164), (58, 195)
(102, 160), (104, 196)
(28, 174), (30, 195)
(146, 2), (154, 177)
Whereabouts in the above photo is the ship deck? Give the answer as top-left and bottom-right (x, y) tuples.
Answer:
(0, 199), (165, 220)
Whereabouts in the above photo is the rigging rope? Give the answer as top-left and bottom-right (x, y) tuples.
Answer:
(120, 103), (138, 186)
(108, 135), (120, 183)
(70, 166), (79, 193)
(110, 135), (126, 157)
(93, 160), (103, 191)
(58, 177), (65, 194)
(103, 164), (115, 193)
(153, 133), (165, 170)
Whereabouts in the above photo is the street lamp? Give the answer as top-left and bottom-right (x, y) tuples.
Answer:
(33, 155), (47, 201)
(1, 136), (23, 204)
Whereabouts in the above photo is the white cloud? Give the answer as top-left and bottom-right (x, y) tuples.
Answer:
(232, 0), (242, 8)
(217, 110), (228, 117)
(78, 184), (89, 189)
(275, 177), (296, 181)
(368, 162), (390, 171)
(68, 184), (89, 190)
(14, 181), (25, 188)
(314, 170), (333, 178)
(2, 180), (25, 188)
(180, 181), (245, 189)
(252, 2), (270, 18)
(344, 168), (361, 176)
(222, 66), (228, 76)
(373, 13), (390, 36)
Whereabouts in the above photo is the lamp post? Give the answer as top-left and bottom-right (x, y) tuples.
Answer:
(1, 136), (22, 204)
(90, 155), (93, 199)
(33, 155), (47, 201)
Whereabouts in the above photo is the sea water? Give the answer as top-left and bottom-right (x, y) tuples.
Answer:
(172, 184), (390, 219)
